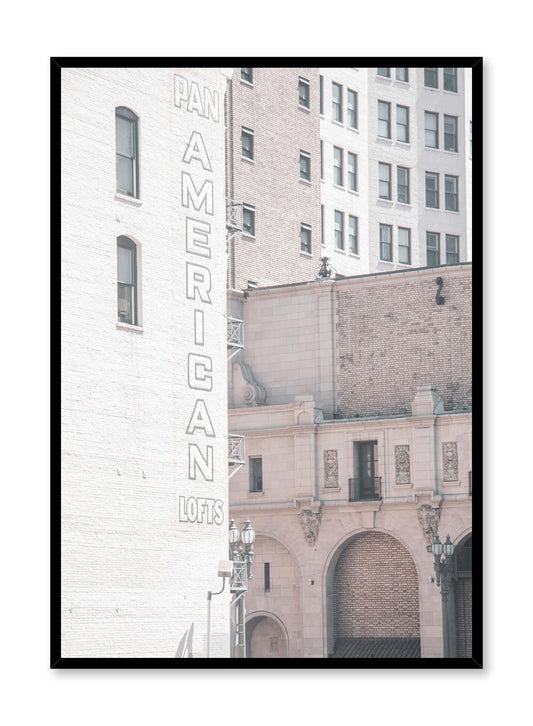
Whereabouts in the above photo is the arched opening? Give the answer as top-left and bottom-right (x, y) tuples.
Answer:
(452, 532), (472, 657)
(246, 613), (288, 659)
(329, 530), (421, 658)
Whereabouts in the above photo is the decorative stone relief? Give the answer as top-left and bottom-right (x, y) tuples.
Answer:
(232, 362), (267, 407)
(442, 442), (458, 481)
(297, 509), (322, 547)
(416, 504), (441, 546)
(324, 449), (338, 488)
(395, 445), (410, 485)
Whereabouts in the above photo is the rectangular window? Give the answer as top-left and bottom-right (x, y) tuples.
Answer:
(397, 166), (410, 204)
(378, 100), (391, 138)
(426, 231), (440, 266)
(378, 162), (391, 200)
(249, 457), (263, 492)
(264, 562), (271, 593)
(300, 150), (311, 181)
(425, 111), (439, 148)
(242, 204), (255, 237)
(241, 68), (253, 84)
(241, 127), (254, 160)
(116, 107), (139, 198)
(398, 227), (411, 265)
(379, 224), (393, 261)
(424, 68), (439, 88)
(446, 234), (460, 264)
(335, 210), (345, 250)
(320, 140), (324, 180)
(333, 146), (344, 186)
(347, 152), (357, 192)
(348, 215), (358, 254)
(117, 236), (137, 325)
(425, 171), (439, 208)
(444, 114), (458, 152)
(298, 77), (310, 109)
(377, 68), (391, 77)
(396, 104), (409, 143)
(347, 89), (358, 129)
(319, 75), (324, 115)
(445, 174), (459, 211)
(396, 68), (409, 82)
(321, 205), (325, 246)
(332, 82), (343, 122)
(443, 68), (458, 92)
(300, 223), (312, 253)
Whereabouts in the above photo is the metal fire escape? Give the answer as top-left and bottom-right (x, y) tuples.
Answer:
(226, 198), (245, 479)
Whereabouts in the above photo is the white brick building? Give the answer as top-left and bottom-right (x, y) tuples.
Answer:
(61, 67), (232, 658)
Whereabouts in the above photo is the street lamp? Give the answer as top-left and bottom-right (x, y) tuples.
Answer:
(431, 533), (455, 657)
(229, 518), (255, 658)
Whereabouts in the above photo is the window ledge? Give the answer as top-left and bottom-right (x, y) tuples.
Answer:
(395, 141), (411, 147)
(240, 80), (254, 88)
(393, 81), (410, 87)
(445, 209), (461, 214)
(299, 178), (312, 186)
(347, 189), (359, 197)
(321, 487), (341, 493)
(396, 202), (412, 208)
(424, 146), (441, 152)
(333, 247), (347, 255)
(377, 137), (393, 144)
(116, 322), (144, 333)
(241, 233), (256, 241)
(442, 89), (459, 95)
(115, 193), (142, 206)
(378, 259), (395, 265)
(377, 198), (394, 205)
(443, 149), (459, 155)
(425, 206), (441, 212)
(441, 480), (461, 487)
(300, 251), (312, 258)
(331, 119), (345, 128)
(348, 252), (360, 259)
(298, 105), (311, 113)
(241, 156), (255, 165)
(332, 183), (345, 191)
(248, 490), (264, 497)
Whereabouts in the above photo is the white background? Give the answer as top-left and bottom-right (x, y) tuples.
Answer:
(1, 2), (524, 724)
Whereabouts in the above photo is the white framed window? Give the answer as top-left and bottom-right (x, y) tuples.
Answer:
(396, 68), (409, 82)
(321, 205), (325, 246)
(396, 104), (409, 143)
(426, 231), (440, 266)
(241, 68), (253, 84)
(378, 162), (392, 200)
(424, 68), (438, 88)
(319, 75), (324, 115)
(397, 166), (410, 204)
(332, 82), (343, 122)
(300, 150), (311, 181)
(378, 100), (391, 138)
(379, 224), (393, 261)
(425, 171), (439, 208)
(298, 77), (310, 109)
(348, 215), (358, 254)
(445, 175), (459, 211)
(333, 146), (344, 186)
(242, 204), (256, 237)
(347, 89), (358, 129)
(444, 114), (458, 152)
(334, 210), (345, 250)
(117, 236), (139, 325)
(116, 107), (139, 198)
(347, 152), (357, 192)
(446, 234), (460, 264)
(425, 111), (439, 148)
(300, 223), (312, 253)
(398, 227), (411, 265)
(443, 68), (457, 92)
(377, 68), (391, 77)
(320, 140), (324, 180)
(241, 127), (254, 160)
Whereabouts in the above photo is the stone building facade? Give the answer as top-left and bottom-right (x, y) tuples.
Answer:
(61, 66), (232, 658)
(228, 263), (472, 658)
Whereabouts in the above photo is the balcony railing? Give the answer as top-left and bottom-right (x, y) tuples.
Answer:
(348, 477), (382, 502)
(226, 198), (243, 232)
(228, 434), (245, 466)
(227, 317), (244, 360)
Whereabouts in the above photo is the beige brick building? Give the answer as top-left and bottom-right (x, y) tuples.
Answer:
(228, 263), (472, 658)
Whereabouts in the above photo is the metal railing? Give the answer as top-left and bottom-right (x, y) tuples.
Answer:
(228, 434), (245, 466)
(230, 560), (248, 592)
(227, 317), (244, 360)
(226, 198), (243, 232)
(348, 477), (382, 502)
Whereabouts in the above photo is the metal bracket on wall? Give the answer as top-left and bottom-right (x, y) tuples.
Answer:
(435, 277), (445, 305)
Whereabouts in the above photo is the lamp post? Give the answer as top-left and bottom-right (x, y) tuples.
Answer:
(229, 518), (255, 658)
(431, 534), (455, 657)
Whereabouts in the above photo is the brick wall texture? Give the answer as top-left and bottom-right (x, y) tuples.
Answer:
(226, 68), (322, 290)
(336, 266), (472, 417)
(334, 531), (420, 638)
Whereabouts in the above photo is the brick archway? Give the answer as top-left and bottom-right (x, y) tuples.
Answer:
(331, 530), (420, 658)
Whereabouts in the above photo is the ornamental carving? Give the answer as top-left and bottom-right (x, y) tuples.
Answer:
(416, 504), (441, 546)
(297, 509), (322, 547)
(395, 445), (410, 485)
(443, 442), (458, 481)
(324, 450), (338, 488)
(232, 362), (267, 407)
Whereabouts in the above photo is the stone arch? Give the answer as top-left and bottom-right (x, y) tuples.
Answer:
(324, 529), (421, 658)
(245, 611), (289, 659)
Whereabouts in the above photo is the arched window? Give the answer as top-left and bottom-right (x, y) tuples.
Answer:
(115, 107), (139, 198)
(117, 236), (138, 325)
